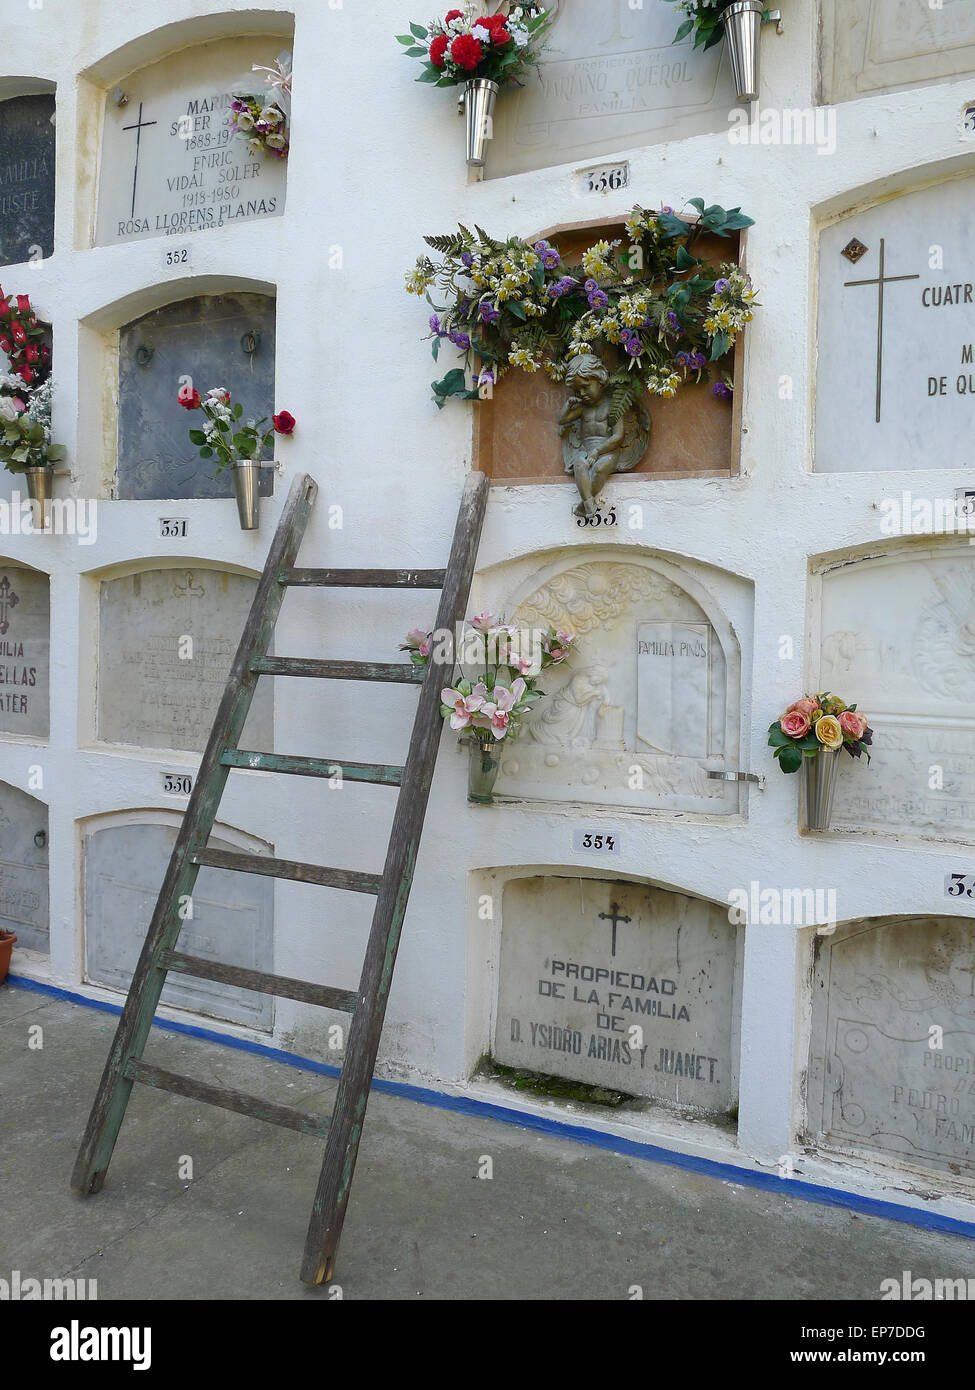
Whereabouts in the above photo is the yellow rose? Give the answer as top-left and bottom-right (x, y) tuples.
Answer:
(815, 714), (843, 750)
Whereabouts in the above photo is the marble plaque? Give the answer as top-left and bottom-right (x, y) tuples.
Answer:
(117, 292), (275, 500)
(85, 822), (272, 1028)
(0, 94), (55, 267)
(0, 783), (48, 953)
(97, 568), (272, 754)
(0, 565), (48, 738)
(94, 37), (287, 246)
(815, 179), (975, 473)
(809, 915), (975, 1176)
(820, 0), (975, 105)
(487, 0), (738, 179)
(495, 554), (740, 814)
(495, 876), (739, 1111)
(821, 543), (975, 842)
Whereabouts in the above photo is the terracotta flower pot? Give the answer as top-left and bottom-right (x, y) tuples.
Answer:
(0, 929), (17, 985)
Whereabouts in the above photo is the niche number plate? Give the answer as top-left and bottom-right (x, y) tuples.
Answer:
(162, 773), (194, 797)
(159, 517), (188, 538)
(573, 828), (621, 856)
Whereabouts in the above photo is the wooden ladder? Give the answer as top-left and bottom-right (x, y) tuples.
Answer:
(72, 469), (490, 1285)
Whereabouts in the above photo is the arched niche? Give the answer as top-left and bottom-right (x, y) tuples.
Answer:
(814, 172), (974, 473)
(0, 558), (49, 740)
(490, 870), (742, 1117)
(83, 810), (273, 1029)
(807, 913), (975, 1179)
(816, 539), (975, 843)
(0, 81), (55, 268)
(91, 560), (271, 755)
(116, 289), (276, 499)
(489, 546), (747, 815)
(0, 780), (48, 953)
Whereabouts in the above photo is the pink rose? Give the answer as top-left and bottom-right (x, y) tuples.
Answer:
(780, 710), (811, 738)
(839, 710), (867, 740)
(788, 697), (819, 717)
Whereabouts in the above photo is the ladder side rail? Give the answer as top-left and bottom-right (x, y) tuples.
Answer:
(300, 470), (489, 1284)
(71, 474), (318, 1194)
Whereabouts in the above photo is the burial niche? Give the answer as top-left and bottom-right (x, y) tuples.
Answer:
(815, 177), (974, 473)
(809, 915), (975, 1178)
(93, 35), (287, 246)
(96, 566), (272, 754)
(0, 562), (49, 739)
(820, 0), (975, 105)
(0, 783), (48, 953)
(85, 819), (272, 1028)
(494, 551), (743, 815)
(116, 291), (275, 500)
(487, 0), (738, 179)
(494, 876), (740, 1115)
(820, 542), (975, 842)
(0, 92), (55, 267)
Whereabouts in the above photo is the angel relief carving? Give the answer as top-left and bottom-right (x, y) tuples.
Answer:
(913, 566), (975, 702)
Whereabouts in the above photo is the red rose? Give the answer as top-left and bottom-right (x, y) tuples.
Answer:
(23, 345), (38, 362)
(39, 344), (50, 359)
(15, 295), (30, 313)
(429, 33), (449, 67)
(0, 338), (10, 354)
(272, 410), (296, 434)
(444, 8), (463, 21)
(0, 300), (9, 320)
(17, 365), (32, 383)
(177, 384), (201, 410)
(450, 33), (484, 70)
(11, 323), (26, 345)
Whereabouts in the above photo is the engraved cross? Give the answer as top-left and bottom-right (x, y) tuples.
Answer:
(598, 900), (631, 958)
(0, 575), (20, 635)
(843, 238), (920, 424)
(121, 102), (158, 220)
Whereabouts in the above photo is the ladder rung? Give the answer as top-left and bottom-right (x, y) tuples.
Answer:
(251, 657), (423, 683)
(279, 568), (446, 589)
(158, 950), (358, 1013)
(221, 750), (404, 786)
(193, 846), (381, 894)
(125, 1060), (331, 1138)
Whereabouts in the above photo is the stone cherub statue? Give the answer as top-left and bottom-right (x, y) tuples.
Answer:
(558, 354), (651, 518)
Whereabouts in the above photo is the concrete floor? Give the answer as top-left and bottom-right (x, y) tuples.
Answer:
(4, 983), (975, 1301)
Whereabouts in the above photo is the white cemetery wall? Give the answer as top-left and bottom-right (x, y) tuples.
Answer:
(808, 914), (975, 1178)
(8, 0), (975, 1224)
(820, 0), (975, 105)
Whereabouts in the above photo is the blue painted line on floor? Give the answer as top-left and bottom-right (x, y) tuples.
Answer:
(9, 971), (975, 1242)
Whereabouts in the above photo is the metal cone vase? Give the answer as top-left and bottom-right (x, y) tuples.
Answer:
(232, 460), (261, 530)
(803, 748), (840, 831)
(464, 79), (499, 167)
(24, 467), (53, 532)
(722, 0), (765, 102)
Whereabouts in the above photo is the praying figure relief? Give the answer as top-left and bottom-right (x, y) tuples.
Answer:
(558, 354), (650, 518)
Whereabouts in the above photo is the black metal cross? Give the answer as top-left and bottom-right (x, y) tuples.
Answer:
(598, 900), (631, 958)
(121, 102), (158, 219)
(843, 238), (919, 424)
(0, 575), (19, 635)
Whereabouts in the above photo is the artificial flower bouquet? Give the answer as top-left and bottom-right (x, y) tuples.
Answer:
(0, 377), (66, 473)
(401, 612), (576, 742)
(768, 692), (872, 774)
(397, 4), (552, 88)
(178, 384), (294, 468)
(231, 52), (291, 158)
(406, 199), (756, 410)
(0, 287), (51, 387)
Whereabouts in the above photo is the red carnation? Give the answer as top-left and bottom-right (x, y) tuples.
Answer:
(11, 323), (26, 345)
(39, 344), (50, 359)
(15, 295), (30, 313)
(450, 33), (484, 70)
(0, 300), (9, 320)
(475, 14), (512, 44)
(0, 338), (10, 354)
(23, 345), (39, 363)
(17, 364), (32, 383)
(272, 410), (296, 434)
(177, 384), (201, 410)
(444, 8), (463, 21)
(429, 33), (449, 67)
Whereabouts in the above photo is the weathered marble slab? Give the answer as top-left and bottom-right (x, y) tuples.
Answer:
(97, 567), (272, 754)
(494, 875), (739, 1112)
(820, 0), (975, 104)
(809, 915), (975, 1176)
(85, 822), (273, 1029)
(94, 36), (287, 246)
(0, 94), (55, 267)
(816, 178), (975, 472)
(494, 553), (740, 814)
(0, 564), (49, 738)
(820, 542), (975, 842)
(0, 783), (48, 952)
(487, 0), (738, 178)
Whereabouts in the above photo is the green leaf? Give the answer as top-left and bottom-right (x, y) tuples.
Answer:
(508, 300), (527, 321)
(675, 245), (697, 271)
(710, 331), (730, 360)
(188, 429), (207, 445)
(233, 401), (243, 418)
(396, 34), (417, 44)
(688, 197), (706, 214)
(409, 21), (428, 38)
(674, 18), (694, 41)
(199, 446), (213, 458)
(767, 727), (790, 748)
(405, 46), (426, 57)
(432, 336), (440, 361)
(417, 66), (442, 83)
(777, 745), (802, 774)
(45, 444), (66, 462)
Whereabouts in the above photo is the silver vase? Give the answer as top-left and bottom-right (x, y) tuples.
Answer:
(464, 79), (499, 167)
(721, 0), (765, 102)
(803, 748), (840, 832)
(24, 467), (53, 532)
(232, 460), (261, 530)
